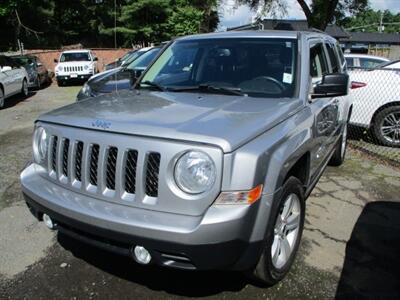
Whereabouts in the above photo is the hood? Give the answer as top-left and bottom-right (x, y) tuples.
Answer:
(89, 68), (133, 94)
(38, 90), (303, 153)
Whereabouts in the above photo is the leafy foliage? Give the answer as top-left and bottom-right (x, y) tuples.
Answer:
(338, 9), (400, 33)
(238, 0), (368, 30)
(0, 0), (219, 51)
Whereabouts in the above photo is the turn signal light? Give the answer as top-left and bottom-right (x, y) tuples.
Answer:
(215, 184), (264, 205)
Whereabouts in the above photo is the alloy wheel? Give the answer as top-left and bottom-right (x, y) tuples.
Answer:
(0, 89), (4, 108)
(341, 124), (348, 159)
(271, 193), (301, 269)
(380, 111), (400, 144)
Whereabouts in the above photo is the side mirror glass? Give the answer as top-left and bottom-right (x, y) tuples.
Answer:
(312, 73), (349, 99)
(93, 57), (98, 61)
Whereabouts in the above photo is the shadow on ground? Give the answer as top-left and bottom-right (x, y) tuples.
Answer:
(2, 92), (36, 109)
(58, 233), (251, 297)
(336, 201), (400, 299)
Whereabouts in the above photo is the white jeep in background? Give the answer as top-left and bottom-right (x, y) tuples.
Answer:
(54, 50), (98, 86)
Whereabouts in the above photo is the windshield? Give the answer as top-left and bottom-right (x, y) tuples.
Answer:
(122, 50), (147, 66)
(60, 52), (90, 62)
(127, 48), (161, 70)
(376, 59), (400, 69)
(120, 50), (136, 62)
(141, 38), (298, 98)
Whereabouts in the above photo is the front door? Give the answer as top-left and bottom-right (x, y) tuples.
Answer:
(308, 41), (340, 180)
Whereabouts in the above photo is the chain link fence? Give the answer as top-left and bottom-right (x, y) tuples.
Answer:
(347, 66), (400, 166)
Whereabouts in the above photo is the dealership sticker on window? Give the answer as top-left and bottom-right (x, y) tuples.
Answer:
(283, 72), (293, 84)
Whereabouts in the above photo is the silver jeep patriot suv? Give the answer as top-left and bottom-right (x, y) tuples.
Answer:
(21, 30), (351, 285)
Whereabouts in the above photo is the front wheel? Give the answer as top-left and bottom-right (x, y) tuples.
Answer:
(250, 177), (305, 286)
(371, 106), (400, 148)
(21, 79), (28, 97)
(0, 88), (5, 109)
(329, 123), (348, 166)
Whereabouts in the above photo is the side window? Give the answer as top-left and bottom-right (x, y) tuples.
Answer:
(359, 58), (383, 68)
(345, 57), (353, 67)
(326, 43), (340, 73)
(310, 43), (329, 79)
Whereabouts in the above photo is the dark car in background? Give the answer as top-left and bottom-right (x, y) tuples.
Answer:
(12, 55), (51, 89)
(77, 46), (162, 100)
(104, 49), (137, 70)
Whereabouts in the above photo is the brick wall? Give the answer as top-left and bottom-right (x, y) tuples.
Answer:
(24, 48), (132, 73)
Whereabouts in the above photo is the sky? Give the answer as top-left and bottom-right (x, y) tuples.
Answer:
(220, 0), (400, 30)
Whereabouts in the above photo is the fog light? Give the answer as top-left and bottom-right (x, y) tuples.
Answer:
(42, 214), (56, 229)
(133, 246), (151, 264)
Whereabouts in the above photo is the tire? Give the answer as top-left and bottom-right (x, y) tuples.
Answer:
(249, 177), (305, 286)
(0, 88), (5, 109)
(371, 106), (400, 148)
(35, 76), (41, 90)
(57, 80), (64, 87)
(21, 79), (28, 97)
(329, 122), (348, 166)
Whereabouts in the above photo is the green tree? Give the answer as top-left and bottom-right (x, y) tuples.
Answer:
(237, 0), (368, 30)
(338, 9), (400, 33)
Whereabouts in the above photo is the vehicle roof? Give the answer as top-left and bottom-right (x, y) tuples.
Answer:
(61, 49), (91, 53)
(175, 30), (334, 41)
(344, 53), (390, 60)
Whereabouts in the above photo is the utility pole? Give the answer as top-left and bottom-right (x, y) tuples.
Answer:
(378, 11), (384, 33)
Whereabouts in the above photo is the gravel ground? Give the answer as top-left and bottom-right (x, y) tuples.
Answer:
(0, 85), (400, 299)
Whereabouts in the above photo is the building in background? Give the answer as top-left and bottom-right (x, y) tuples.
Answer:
(228, 19), (400, 59)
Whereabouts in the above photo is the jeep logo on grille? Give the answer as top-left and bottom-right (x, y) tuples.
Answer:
(92, 120), (111, 130)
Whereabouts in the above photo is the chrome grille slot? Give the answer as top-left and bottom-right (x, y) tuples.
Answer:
(124, 150), (138, 194)
(51, 136), (58, 172)
(75, 141), (83, 181)
(89, 144), (100, 186)
(145, 152), (161, 197)
(62, 138), (70, 177)
(106, 147), (118, 190)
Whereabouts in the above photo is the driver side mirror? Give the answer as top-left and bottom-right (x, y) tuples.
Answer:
(311, 73), (349, 99)
(1, 66), (12, 72)
(93, 57), (98, 61)
(54, 58), (58, 63)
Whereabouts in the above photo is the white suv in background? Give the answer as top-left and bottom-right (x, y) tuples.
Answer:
(54, 50), (98, 86)
(0, 55), (29, 109)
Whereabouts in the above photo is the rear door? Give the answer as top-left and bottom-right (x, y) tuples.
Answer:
(308, 40), (340, 179)
(5, 57), (23, 93)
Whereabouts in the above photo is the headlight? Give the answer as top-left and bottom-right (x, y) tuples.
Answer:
(174, 151), (216, 194)
(33, 127), (49, 164)
(57, 65), (63, 72)
(84, 65), (89, 70)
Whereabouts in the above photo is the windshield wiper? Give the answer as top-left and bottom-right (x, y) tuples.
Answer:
(170, 84), (245, 96)
(138, 80), (166, 91)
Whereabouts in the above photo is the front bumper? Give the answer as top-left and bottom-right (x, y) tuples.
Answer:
(56, 74), (92, 81)
(21, 164), (264, 271)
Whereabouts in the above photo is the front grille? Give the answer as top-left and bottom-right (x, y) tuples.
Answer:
(89, 144), (100, 186)
(51, 136), (58, 172)
(65, 66), (83, 72)
(125, 150), (138, 194)
(145, 152), (161, 197)
(47, 135), (161, 200)
(62, 139), (70, 176)
(106, 147), (118, 190)
(75, 141), (83, 181)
